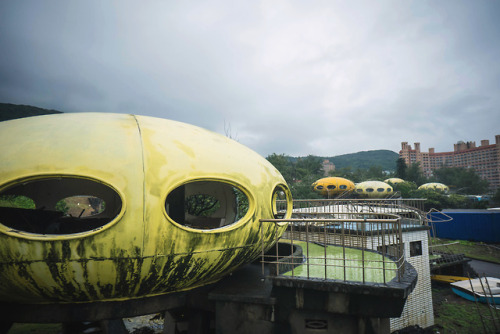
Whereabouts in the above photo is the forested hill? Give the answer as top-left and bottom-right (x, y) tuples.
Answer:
(1, 103), (399, 171)
(0, 103), (63, 122)
(325, 150), (399, 171)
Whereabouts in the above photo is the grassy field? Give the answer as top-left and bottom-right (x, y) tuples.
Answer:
(430, 238), (500, 264)
(432, 282), (500, 333)
(429, 238), (500, 333)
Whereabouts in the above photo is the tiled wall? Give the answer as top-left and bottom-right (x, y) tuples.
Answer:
(389, 230), (434, 331)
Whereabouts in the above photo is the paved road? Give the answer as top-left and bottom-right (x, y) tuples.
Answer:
(469, 259), (500, 278)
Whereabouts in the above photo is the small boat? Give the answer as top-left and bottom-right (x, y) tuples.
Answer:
(431, 275), (469, 284)
(450, 277), (500, 304)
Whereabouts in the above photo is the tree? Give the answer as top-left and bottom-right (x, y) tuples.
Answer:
(365, 165), (385, 180)
(266, 153), (294, 183)
(433, 167), (489, 195)
(290, 175), (323, 199)
(295, 155), (323, 178)
(392, 181), (418, 198)
(406, 162), (426, 185)
(330, 166), (384, 183)
(0, 195), (35, 209)
(396, 158), (407, 180)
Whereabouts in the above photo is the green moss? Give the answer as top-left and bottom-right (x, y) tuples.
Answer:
(283, 242), (397, 283)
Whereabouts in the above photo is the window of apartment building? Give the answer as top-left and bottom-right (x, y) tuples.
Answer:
(410, 241), (423, 257)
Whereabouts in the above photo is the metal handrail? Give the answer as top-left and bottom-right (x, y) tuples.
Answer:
(260, 212), (405, 284)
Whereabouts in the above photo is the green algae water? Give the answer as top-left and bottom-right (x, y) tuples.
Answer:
(283, 241), (397, 283)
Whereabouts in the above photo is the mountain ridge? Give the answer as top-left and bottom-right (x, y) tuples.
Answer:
(325, 149), (399, 171)
(0, 102), (63, 122)
(0, 102), (400, 170)
(289, 150), (399, 172)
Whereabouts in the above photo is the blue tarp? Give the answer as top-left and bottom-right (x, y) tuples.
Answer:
(429, 210), (500, 243)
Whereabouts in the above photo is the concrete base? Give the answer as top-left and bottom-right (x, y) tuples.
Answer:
(0, 249), (418, 334)
(208, 257), (417, 334)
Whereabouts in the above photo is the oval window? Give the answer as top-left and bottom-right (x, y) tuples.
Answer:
(327, 185), (336, 190)
(272, 185), (291, 219)
(377, 188), (385, 192)
(0, 177), (122, 235)
(165, 181), (249, 230)
(387, 188), (392, 192)
(366, 188), (374, 193)
(339, 185), (347, 190)
(316, 185), (324, 190)
(356, 189), (363, 193)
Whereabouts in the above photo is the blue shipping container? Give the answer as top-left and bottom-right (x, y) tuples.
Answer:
(429, 210), (500, 243)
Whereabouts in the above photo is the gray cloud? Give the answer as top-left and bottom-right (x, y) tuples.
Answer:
(1, 0), (499, 157)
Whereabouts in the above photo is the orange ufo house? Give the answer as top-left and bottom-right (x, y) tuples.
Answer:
(311, 177), (355, 198)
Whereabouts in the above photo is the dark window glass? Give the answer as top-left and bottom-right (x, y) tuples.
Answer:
(272, 185), (290, 219)
(410, 241), (422, 257)
(166, 181), (249, 230)
(0, 177), (121, 235)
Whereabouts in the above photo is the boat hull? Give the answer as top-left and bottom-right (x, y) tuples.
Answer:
(450, 277), (500, 305)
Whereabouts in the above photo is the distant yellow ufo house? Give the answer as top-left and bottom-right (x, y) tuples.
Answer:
(384, 178), (405, 185)
(0, 113), (292, 304)
(355, 181), (393, 198)
(311, 177), (355, 197)
(418, 182), (449, 193)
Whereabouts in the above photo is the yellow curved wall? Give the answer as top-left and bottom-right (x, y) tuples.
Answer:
(418, 182), (449, 192)
(355, 181), (393, 198)
(384, 178), (405, 185)
(0, 113), (291, 303)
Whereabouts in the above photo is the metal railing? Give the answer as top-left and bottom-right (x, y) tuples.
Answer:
(260, 211), (406, 284)
(281, 198), (427, 221)
(425, 209), (466, 268)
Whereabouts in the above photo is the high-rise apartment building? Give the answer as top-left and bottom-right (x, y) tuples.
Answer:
(399, 135), (500, 191)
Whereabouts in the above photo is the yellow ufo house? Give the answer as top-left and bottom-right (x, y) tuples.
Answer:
(418, 182), (449, 193)
(0, 113), (292, 304)
(355, 181), (393, 198)
(384, 178), (405, 185)
(311, 177), (355, 197)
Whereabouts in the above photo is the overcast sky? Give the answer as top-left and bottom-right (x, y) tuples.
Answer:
(1, 1), (499, 157)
